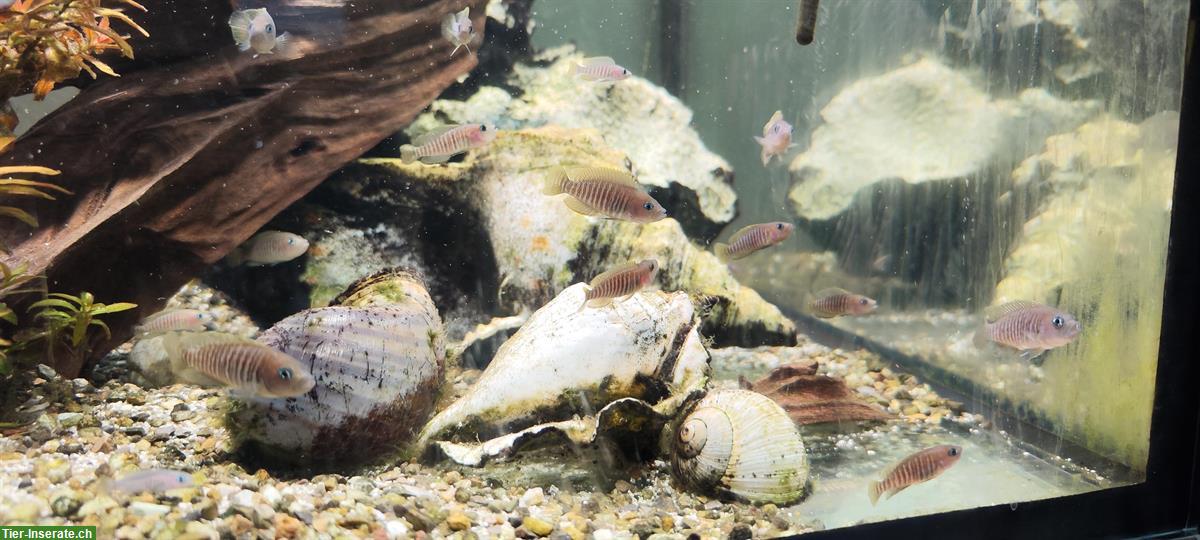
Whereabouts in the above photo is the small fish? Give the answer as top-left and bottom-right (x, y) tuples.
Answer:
(228, 231), (309, 266)
(543, 167), (667, 223)
(795, 0), (819, 45)
(568, 57), (631, 83)
(106, 469), (194, 495)
(441, 7), (475, 57)
(400, 124), (496, 164)
(229, 8), (289, 55)
(135, 309), (211, 336)
(810, 288), (877, 318)
(754, 110), (794, 166)
(871, 254), (891, 273)
(868, 445), (962, 505)
(973, 300), (1081, 361)
(162, 331), (315, 398)
(581, 259), (659, 309)
(714, 222), (794, 262)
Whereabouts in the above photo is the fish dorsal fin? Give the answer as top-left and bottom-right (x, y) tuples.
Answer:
(456, 7), (470, 19)
(815, 287), (850, 298)
(729, 223), (764, 240)
(589, 261), (642, 286)
(983, 300), (1045, 323)
(413, 125), (459, 147)
(228, 9), (267, 47)
(763, 110), (784, 134)
(581, 56), (616, 67)
(564, 167), (639, 188)
(562, 196), (600, 216)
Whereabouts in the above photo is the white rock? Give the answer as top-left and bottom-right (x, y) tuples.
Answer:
(518, 487), (545, 508)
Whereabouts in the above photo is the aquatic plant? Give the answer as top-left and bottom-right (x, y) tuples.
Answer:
(0, 166), (69, 242)
(26, 291), (135, 366)
(0, 261), (41, 374)
(0, 0), (148, 102)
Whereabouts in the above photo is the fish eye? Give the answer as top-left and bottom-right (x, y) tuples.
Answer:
(948, 447), (959, 456)
(266, 24), (274, 32)
(278, 367), (292, 380)
(859, 298), (868, 305)
(480, 125), (487, 131)
(776, 223), (784, 230)
(623, 69), (629, 75)
(1052, 316), (1064, 329)
(178, 475), (187, 482)
(643, 202), (653, 210)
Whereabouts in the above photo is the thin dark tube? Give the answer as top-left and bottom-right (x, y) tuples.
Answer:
(796, 0), (818, 45)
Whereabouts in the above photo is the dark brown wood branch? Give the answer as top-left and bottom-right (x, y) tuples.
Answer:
(0, 0), (486, 377)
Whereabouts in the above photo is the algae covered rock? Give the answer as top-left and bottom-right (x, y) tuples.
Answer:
(786, 58), (1098, 308)
(301, 125), (795, 347)
(406, 46), (738, 241)
(229, 270), (445, 468)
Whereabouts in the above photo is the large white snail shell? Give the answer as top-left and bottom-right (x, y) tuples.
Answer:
(670, 389), (809, 505)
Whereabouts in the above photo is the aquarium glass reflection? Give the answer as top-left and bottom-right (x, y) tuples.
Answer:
(0, 0), (1188, 537)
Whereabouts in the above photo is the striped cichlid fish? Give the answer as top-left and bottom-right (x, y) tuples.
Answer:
(543, 167), (667, 223)
(568, 56), (632, 83)
(229, 231), (309, 266)
(868, 445), (961, 505)
(106, 469), (194, 495)
(162, 332), (315, 398)
(714, 221), (794, 262)
(400, 124), (496, 164)
(135, 309), (211, 336)
(810, 287), (877, 318)
(973, 300), (1081, 361)
(581, 259), (659, 309)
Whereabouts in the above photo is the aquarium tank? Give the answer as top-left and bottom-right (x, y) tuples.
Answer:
(0, 0), (1195, 538)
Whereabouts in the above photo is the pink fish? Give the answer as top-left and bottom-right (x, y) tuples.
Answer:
(543, 166), (667, 223)
(810, 288), (877, 318)
(106, 469), (194, 494)
(441, 7), (474, 57)
(974, 300), (1081, 361)
(754, 110), (794, 166)
(868, 445), (961, 505)
(569, 57), (631, 83)
(228, 231), (308, 266)
(400, 124), (497, 164)
(581, 259), (659, 309)
(135, 309), (211, 335)
(714, 222), (794, 262)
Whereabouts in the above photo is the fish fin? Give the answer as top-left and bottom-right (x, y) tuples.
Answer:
(867, 481), (881, 506)
(562, 196), (600, 217)
(761, 147), (773, 166)
(577, 71), (606, 82)
(419, 153), (453, 164)
(274, 32), (291, 54)
(588, 261), (643, 287)
(543, 168), (568, 195)
(815, 287), (851, 298)
(1021, 349), (1048, 364)
(399, 145), (419, 163)
(753, 135), (767, 146)
(581, 56), (616, 66)
(456, 7), (470, 18)
(763, 110), (784, 134)
(972, 324), (991, 348)
(413, 125), (458, 147)
(983, 300), (1045, 323)
(563, 166), (639, 187)
(225, 246), (245, 266)
(586, 297), (613, 308)
(441, 12), (459, 42)
(449, 43), (463, 58)
(728, 223), (767, 241)
(566, 62), (579, 77)
(713, 243), (731, 263)
(228, 9), (255, 49)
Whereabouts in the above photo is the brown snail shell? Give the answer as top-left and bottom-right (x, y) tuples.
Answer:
(670, 389), (809, 505)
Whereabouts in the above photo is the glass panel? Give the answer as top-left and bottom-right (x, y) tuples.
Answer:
(0, 0), (1187, 537)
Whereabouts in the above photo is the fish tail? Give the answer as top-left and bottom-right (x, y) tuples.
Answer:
(567, 62), (579, 77)
(868, 481), (881, 506)
(713, 243), (730, 263)
(225, 246), (245, 267)
(228, 10), (253, 50)
(400, 145), (419, 163)
(972, 324), (990, 348)
(543, 168), (568, 195)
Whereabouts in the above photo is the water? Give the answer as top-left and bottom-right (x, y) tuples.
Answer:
(0, 0), (1188, 537)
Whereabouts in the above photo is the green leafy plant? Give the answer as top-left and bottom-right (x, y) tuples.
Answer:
(0, 165), (70, 231)
(28, 291), (135, 366)
(0, 260), (42, 374)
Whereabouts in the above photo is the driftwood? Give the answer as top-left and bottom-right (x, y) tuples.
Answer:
(0, 0), (485, 377)
(744, 362), (892, 426)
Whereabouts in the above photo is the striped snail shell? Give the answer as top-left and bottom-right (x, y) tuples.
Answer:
(670, 389), (809, 505)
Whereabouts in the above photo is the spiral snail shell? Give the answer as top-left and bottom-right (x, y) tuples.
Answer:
(670, 389), (809, 505)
